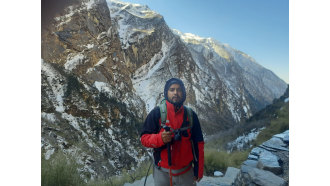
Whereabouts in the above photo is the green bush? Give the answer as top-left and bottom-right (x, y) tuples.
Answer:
(254, 104), (289, 146)
(41, 152), (84, 186)
(85, 160), (153, 186)
(204, 149), (249, 176)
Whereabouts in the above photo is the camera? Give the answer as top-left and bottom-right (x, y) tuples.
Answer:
(174, 130), (181, 141)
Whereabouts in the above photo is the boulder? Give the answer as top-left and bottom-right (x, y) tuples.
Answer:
(273, 130), (289, 144)
(235, 165), (287, 186)
(224, 167), (240, 181)
(262, 137), (289, 151)
(273, 130), (289, 140)
(283, 134), (289, 144)
(197, 167), (240, 186)
(250, 147), (267, 156)
(257, 151), (282, 175)
(243, 159), (258, 168)
(214, 171), (224, 177)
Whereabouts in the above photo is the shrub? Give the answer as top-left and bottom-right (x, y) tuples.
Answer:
(204, 148), (249, 176)
(41, 152), (84, 186)
(254, 104), (289, 146)
(85, 160), (153, 186)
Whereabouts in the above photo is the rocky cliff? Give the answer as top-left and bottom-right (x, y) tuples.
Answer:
(42, 0), (148, 179)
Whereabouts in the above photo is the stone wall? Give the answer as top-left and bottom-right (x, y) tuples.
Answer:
(234, 130), (289, 186)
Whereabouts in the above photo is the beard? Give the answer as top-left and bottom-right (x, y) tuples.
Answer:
(170, 96), (181, 103)
(169, 96), (183, 107)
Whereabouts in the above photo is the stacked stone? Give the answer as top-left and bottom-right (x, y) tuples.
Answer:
(234, 130), (289, 186)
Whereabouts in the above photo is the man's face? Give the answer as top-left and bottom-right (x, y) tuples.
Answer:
(167, 84), (183, 104)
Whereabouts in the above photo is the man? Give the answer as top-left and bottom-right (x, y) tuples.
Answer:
(141, 78), (204, 186)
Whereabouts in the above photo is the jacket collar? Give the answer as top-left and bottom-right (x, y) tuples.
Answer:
(166, 100), (183, 113)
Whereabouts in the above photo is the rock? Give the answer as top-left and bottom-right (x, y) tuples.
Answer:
(262, 137), (289, 151)
(197, 177), (230, 186)
(214, 171), (223, 177)
(273, 130), (289, 140)
(224, 167), (240, 182)
(248, 154), (258, 160)
(283, 134), (289, 144)
(273, 130), (289, 144)
(235, 165), (287, 186)
(250, 147), (267, 156)
(125, 171), (239, 186)
(243, 160), (258, 168)
(257, 151), (282, 175)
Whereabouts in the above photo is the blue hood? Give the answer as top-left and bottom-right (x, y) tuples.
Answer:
(164, 78), (186, 106)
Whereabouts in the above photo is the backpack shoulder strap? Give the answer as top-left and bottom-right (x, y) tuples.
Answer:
(183, 106), (194, 129)
(184, 106), (198, 162)
(159, 99), (167, 128)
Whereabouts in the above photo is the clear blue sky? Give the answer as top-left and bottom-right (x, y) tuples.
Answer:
(121, 0), (289, 83)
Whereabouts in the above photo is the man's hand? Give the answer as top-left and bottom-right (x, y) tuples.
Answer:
(194, 176), (202, 182)
(161, 131), (172, 144)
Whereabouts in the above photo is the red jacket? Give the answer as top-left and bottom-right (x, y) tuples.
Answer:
(141, 100), (204, 178)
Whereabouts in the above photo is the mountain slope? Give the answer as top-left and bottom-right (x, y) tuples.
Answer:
(42, 0), (148, 179)
(108, 0), (287, 133)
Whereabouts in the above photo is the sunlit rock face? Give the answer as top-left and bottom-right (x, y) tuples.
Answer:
(42, 0), (147, 180)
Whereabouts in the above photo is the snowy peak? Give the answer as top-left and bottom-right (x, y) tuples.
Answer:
(172, 29), (210, 44)
(173, 28), (254, 64)
(108, 0), (164, 49)
(108, 0), (161, 19)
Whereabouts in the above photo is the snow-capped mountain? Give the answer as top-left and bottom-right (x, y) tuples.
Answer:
(41, 0), (287, 179)
(108, 0), (287, 132)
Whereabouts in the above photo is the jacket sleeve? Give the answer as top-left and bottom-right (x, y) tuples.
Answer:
(140, 107), (165, 148)
(191, 111), (204, 179)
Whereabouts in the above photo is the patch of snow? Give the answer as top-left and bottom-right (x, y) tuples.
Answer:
(41, 112), (57, 123)
(172, 29), (209, 44)
(227, 127), (265, 152)
(61, 113), (81, 131)
(192, 86), (203, 105)
(43, 143), (55, 160)
(84, 0), (96, 10)
(132, 41), (172, 112)
(225, 93), (240, 122)
(95, 57), (107, 66)
(94, 81), (114, 97)
(243, 106), (248, 113)
(86, 44), (94, 49)
(54, 6), (75, 27)
(64, 53), (85, 71)
(45, 148), (55, 160)
(41, 59), (65, 112)
(108, 0), (160, 49)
